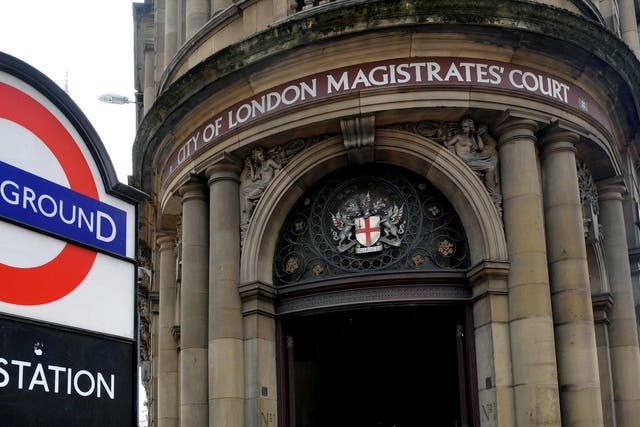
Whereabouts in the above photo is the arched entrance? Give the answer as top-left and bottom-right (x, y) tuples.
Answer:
(238, 129), (511, 427)
(272, 164), (477, 426)
(279, 305), (473, 427)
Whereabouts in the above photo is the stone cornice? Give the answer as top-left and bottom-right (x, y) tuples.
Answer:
(132, 0), (640, 193)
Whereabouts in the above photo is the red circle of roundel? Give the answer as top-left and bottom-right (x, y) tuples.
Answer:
(0, 82), (98, 305)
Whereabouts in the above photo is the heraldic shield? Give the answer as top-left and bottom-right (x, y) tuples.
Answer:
(355, 216), (381, 246)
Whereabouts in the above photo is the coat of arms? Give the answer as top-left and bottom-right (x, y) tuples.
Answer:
(331, 192), (404, 254)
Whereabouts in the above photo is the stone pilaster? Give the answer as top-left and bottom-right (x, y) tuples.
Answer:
(630, 248), (640, 345)
(619, 0), (640, 57)
(494, 116), (561, 427)
(539, 128), (604, 426)
(143, 45), (155, 114)
(598, 178), (640, 426)
(157, 234), (179, 427)
(206, 153), (244, 427)
(186, 0), (210, 40)
(467, 261), (515, 427)
(240, 281), (278, 427)
(593, 293), (618, 427)
(179, 180), (209, 426)
(151, 293), (160, 426)
(154, 0), (165, 82)
(164, 0), (178, 69)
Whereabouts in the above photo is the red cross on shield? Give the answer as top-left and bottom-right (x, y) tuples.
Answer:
(355, 215), (381, 247)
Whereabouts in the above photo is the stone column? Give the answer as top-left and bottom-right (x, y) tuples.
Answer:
(158, 234), (179, 427)
(539, 129), (604, 426)
(494, 117), (561, 427)
(206, 154), (244, 427)
(179, 181), (209, 426)
(467, 261), (515, 427)
(164, 0), (179, 69)
(619, 0), (640, 57)
(186, 0), (210, 40)
(598, 178), (640, 426)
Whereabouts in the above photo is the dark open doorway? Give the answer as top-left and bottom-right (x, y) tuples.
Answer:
(279, 305), (473, 427)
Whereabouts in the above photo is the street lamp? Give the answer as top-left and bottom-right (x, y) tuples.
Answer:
(98, 93), (135, 104)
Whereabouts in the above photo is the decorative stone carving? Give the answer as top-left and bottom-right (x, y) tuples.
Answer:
(341, 115), (375, 164)
(330, 191), (405, 254)
(386, 118), (502, 214)
(137, 241), (153, 402)
(172, 221), (182, 345)
(138, 242), (152, 363)
(274, 165), (469, 285)
(239, 135), (331, 243)
(277, 284), (471, 315)
(240, 146), (283, 227)
(445, 119), (499, 196)
(173, 221), (182, 270)
(577, 161), (601, 241)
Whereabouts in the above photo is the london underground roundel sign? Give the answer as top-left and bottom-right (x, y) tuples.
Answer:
(0, 54), (140, 339)
(0, 82), (100, 305)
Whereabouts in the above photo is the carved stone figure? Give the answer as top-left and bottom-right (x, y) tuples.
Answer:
(445, 118), (499, 197)
(239, 136), (331, 244)
(240, 146), (282, 235)
(385, 118), (502, 214)
(577, 161), (601, 241)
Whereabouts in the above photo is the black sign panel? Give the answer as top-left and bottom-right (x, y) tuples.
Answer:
(0, 317), (135, 426)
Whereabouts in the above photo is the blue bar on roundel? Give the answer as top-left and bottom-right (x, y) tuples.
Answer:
(0, 160), (127, 257)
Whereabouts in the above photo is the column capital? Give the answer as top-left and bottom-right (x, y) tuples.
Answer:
(157, 234), (176, 250)
(492, 113), (539, 147)
(466, 260), (510, 285)
(205, 152), (242, 186)
(466, 260), (510, 301)
(239, 281), (276, 317)
(538, 121), (581, 157)
(597, 176), (627, 201)
(592, 292), (615, 323)
(178, 177), (207, 202)
(239, 281), (276, 302)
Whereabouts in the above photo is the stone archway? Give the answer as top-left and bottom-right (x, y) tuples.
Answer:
(241, 128), (508, 286)
(238, 128), (512, 427)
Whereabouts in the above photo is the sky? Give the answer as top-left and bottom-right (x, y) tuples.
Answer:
(0, 0), (141, 182)
(1, 1), (147, 423)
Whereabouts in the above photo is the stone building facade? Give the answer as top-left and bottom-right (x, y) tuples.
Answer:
(131, 1), (640, 426)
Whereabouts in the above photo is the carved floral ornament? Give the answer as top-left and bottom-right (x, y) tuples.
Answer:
(577, 161), (601, 242)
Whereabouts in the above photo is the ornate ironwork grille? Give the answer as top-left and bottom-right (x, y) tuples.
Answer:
(274, 165), (470, 286)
